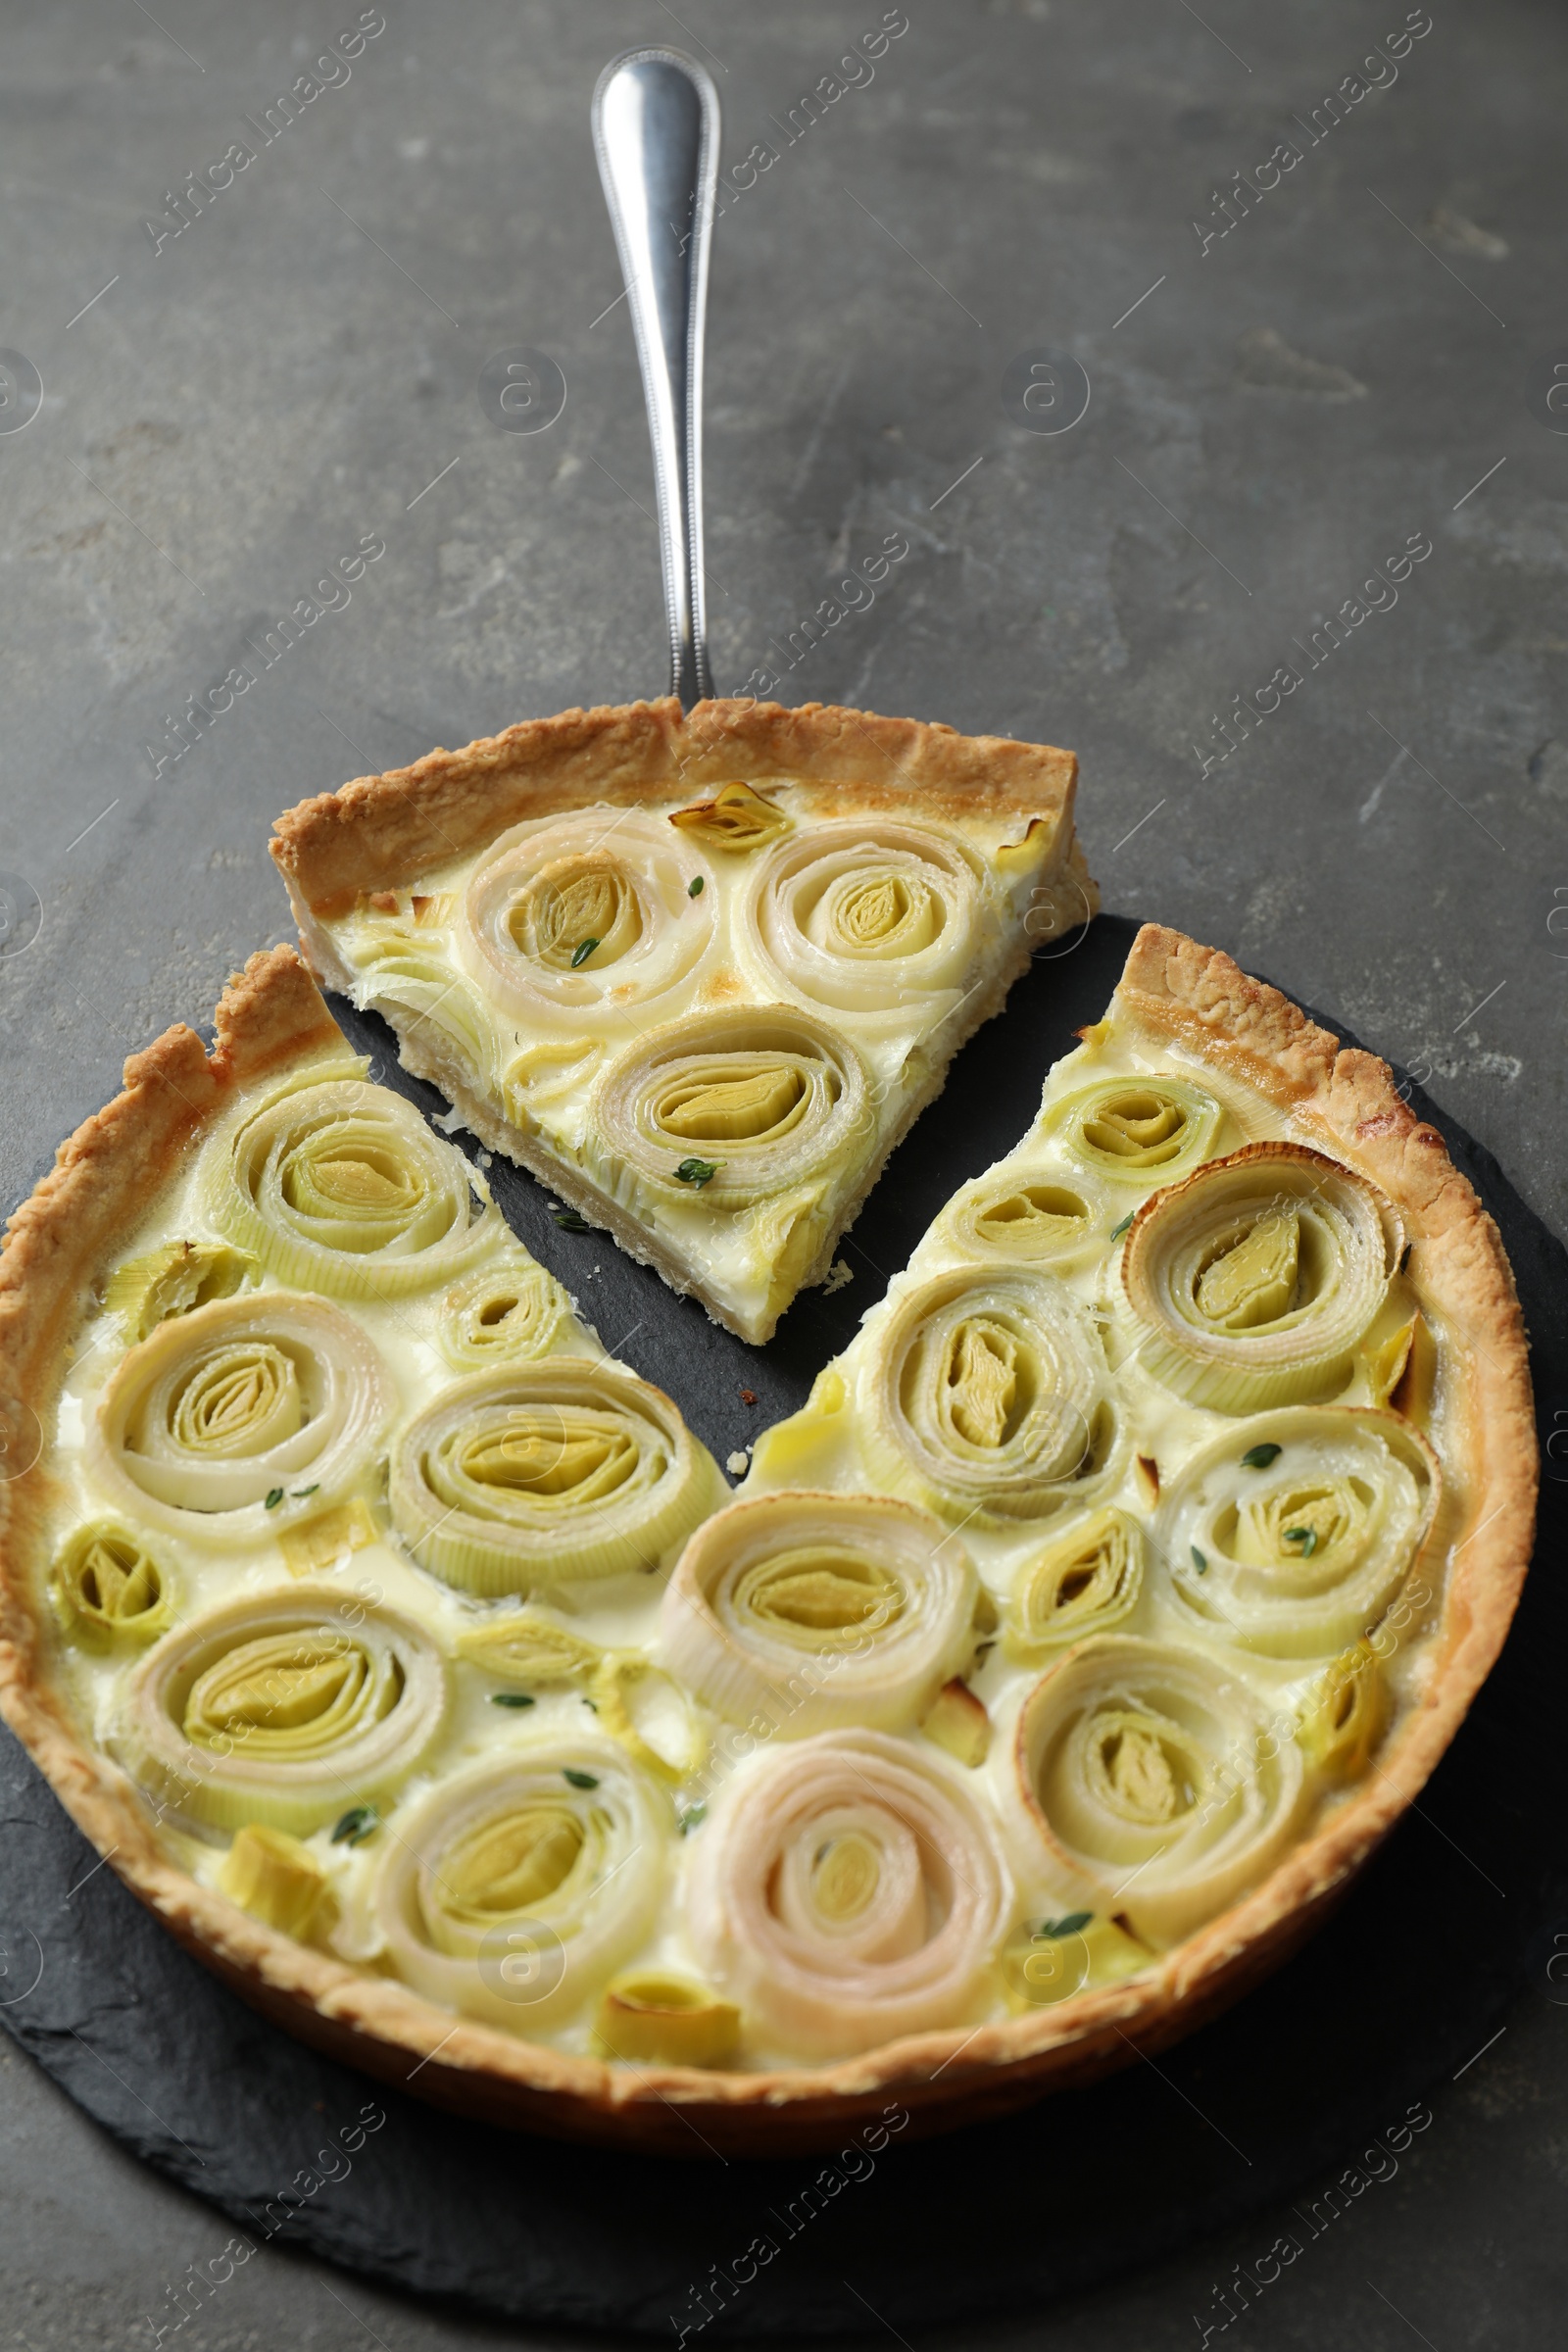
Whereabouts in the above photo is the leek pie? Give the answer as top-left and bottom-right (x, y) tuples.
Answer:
(270, 696), (1094, 1341)
(0, 926), (1534, 2154)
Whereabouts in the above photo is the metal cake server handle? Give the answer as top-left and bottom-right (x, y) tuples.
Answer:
(592, 47), (720, 710)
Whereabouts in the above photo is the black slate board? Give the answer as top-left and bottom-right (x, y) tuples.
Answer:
(2, 914), (1563, 2340)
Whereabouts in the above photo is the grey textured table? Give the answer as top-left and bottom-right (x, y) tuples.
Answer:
(1, 1), (1565, 2345)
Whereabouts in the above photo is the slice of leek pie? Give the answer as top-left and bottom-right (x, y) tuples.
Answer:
(0, 923), (1534, 2155)
(269, 696), (1094, 1343)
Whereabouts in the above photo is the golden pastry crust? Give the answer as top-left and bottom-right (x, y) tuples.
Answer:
(0, 933), (1536, 2157)
(270, 696), (1083, 915)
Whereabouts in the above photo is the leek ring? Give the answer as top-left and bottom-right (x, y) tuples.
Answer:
(460, 811), (712, 1025)
(1044, 1074), (1225, 1185)
(591, 1004), (871, 1211)
(668, 781), (792, 852)
(390, 1360), (723, 1593)
(1298, 1640), (1389, 1777)
(593, 1970), (741, 2067)
(351, 935), (498, 1086)
(741, 819), (988, 1025)
(455, 1609), (603, 1687)
(120, 1584), (447, 1835)
(435, 1250), (575, 1368)
(87, 1293), (391, 1547)
(865, 1268), (1123, 1526)
(944, 1168), (1109, 1275)
(105, 1241), (256, 1341)
(1155, 1407), (1438, 1658)
(210, 1075), (499, 1298)
(50, 1521), (172, 1649)
(1123, 1144), (1401, 1411)
(661, 1492), (979, 1736)
(687, 1729), (1009, 2059)
(373, 1742), (667, 2030)
(592, 1653), (708, 1783)
(1004, 1508), (1145, 1661)
(1013, 1635), (1303, 1943)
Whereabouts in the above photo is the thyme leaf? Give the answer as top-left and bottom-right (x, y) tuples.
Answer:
(1035, 1911), (1093, 1940)
(331, 1805), (379, 1846)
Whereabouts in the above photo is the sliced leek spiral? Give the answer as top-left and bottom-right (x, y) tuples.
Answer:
(390, 1360), (721, 1593)
(743, 820), (986, 1023)
(1046, 1075), (1225, 1185)
(1157, 1408), (1437, 1658)
(593, 1005), (870, 1210)
(456, 1609), (603, 1687)
(1014, 1636), (1303, 1943)
(50, 1521), (172, 1649)
(105, 1241), (255, 1341)
(1004, 1509), (1144, 1662)
(687, 1729), (1008, 2059)
(660, 1493), (978, 1735)
(88, 1294), (390, 1547)
(946, 1170), (1107, 1275)
(669, 780), (792, 852)
(436, 1250), (574, 1368)
(211, 1075), (498, 1298)
(1298, 1640), (1388, 1777)
(460, 811), (712, 1025)
(1123, 1145), (1401, 1411)
(593, 1653), (707, 1782)
(121, 1584), (447, 1834)
(373, 1741), (667, 2030)
(866, 1269), (1121, 1525)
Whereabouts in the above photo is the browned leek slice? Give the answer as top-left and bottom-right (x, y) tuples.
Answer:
(669, 781), (791, 851)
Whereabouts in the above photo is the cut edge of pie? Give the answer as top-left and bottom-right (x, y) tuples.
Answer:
(268, 696), (1097, 1344)
(0, 932), (1536, 2159)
